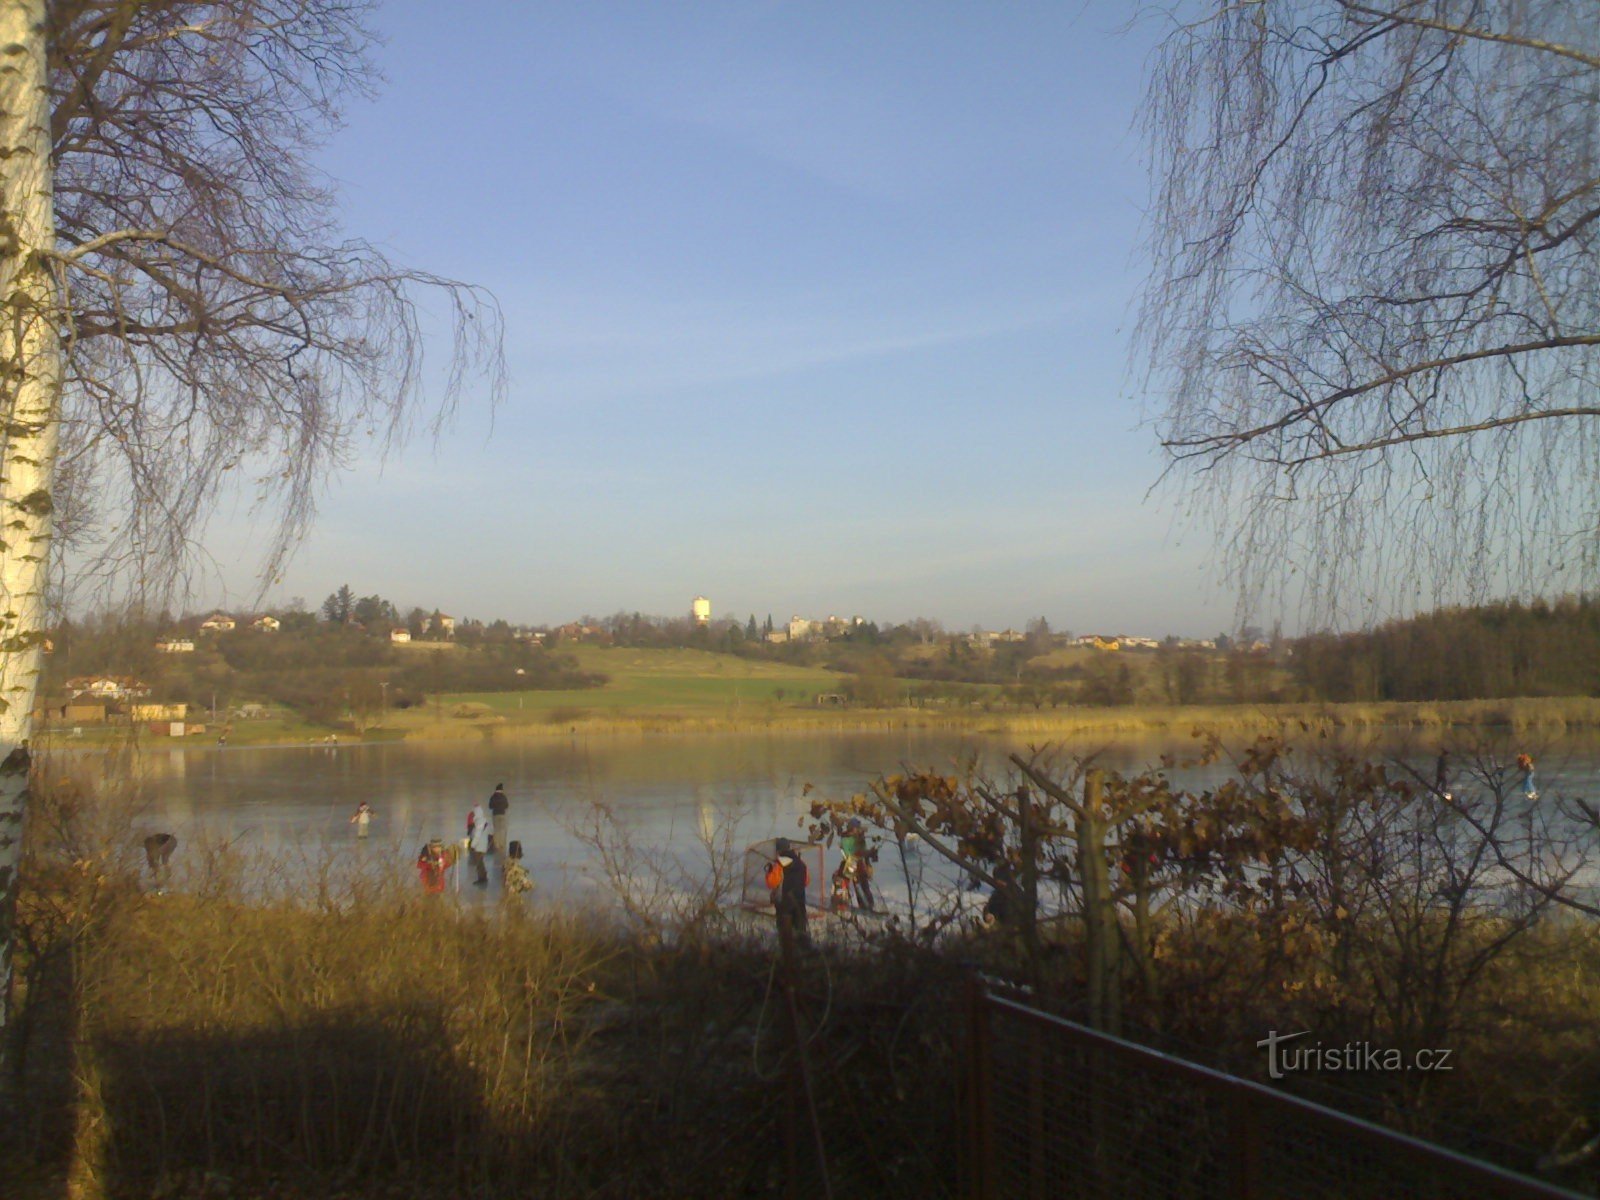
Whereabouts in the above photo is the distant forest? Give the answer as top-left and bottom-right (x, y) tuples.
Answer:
(1291, 595), (1600, 703)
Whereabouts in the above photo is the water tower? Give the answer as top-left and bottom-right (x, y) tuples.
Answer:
(691, 596), (712, 626)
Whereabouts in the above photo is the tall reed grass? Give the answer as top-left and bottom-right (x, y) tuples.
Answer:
(460, 695), (1600, 742)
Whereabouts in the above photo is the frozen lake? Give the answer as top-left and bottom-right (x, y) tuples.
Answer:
(46, 728), (1600, 915)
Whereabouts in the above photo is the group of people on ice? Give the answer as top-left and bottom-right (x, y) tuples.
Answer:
(413, 781), (532, 896)
(763, 817), (878, 947)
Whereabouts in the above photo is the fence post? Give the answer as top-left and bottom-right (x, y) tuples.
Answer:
(779, 914), (800, 1200)
(1028, 1018), (1047, 1200)
(964, 972), (996, 1200)
(1228, 1089), (1263, 1200)
(777, 912), (833, 1200)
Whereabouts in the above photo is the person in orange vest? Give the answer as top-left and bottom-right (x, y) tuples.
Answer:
(767, 838), (810, 946)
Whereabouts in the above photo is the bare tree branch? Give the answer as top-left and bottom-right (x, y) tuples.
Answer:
(30, 0), (506, 603)
(1137, 0), (1600, 621)
(1340, 2), (1600, 70)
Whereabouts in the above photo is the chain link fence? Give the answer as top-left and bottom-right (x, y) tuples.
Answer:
(962, 979), (1589, 1200)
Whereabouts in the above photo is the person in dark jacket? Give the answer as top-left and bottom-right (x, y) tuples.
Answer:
(143, 832), (177, 888)
(983, 860), (1017, 928)
(770, 838), (810, 947)
(488, 782), (509, 852)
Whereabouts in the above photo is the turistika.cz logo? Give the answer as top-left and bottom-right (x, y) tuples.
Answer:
(1256, 1030), (1455, 1080)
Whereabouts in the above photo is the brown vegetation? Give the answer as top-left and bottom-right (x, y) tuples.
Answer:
(2, 770), (960, 1199)
(6, 736), (1600, 1197)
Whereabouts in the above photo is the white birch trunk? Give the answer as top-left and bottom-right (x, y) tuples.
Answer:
(0, 0), (61, 1054)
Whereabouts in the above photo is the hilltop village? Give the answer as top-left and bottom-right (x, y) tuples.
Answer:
(36, 589), (1272, 741)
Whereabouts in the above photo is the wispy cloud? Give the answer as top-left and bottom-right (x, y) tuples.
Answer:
(509, 283), (1101, 403)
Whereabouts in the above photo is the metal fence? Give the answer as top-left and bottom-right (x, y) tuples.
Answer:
(961, 978), (1590, 1200)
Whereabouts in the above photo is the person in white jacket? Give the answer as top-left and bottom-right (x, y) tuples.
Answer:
(466, 803), (491, 886)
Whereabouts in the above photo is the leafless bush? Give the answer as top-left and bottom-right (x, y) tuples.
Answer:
(563, 795), (751, 947)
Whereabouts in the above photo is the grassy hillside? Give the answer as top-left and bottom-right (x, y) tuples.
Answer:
(40, 639), (1600, 749)
(384, 645), (844, 732)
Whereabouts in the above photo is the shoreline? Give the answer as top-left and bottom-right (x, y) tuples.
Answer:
(35, 694), (1600, 753)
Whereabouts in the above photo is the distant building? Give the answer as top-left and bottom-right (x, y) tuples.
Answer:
(390, 628), (412, 644)
(251, 615), (280, 632)
(428, 611), (455, 638)
(199, 613), (235, 633)
(691, 596), (712, 625)
(155, 638), (195, 653)
(59, 700), (107, 724)
(130, 703), (187, 722)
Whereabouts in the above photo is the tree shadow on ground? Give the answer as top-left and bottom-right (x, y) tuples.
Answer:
(61, 1009), (500, 1199)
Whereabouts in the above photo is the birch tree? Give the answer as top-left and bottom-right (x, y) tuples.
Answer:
(0, 0), (502, 1056)
(1137, 2), (1599, 622)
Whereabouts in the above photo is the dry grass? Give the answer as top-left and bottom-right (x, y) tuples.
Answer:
(2, 769), (963, 1200)
(429, 694), (1600, 743)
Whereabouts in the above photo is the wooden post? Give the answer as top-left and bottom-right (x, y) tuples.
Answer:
(1228, 1090), (1262, 1200)
(1077, 771), (1105, 1029)
(1028, 1022), (1047, 1200)
(777, 910), (833, 1200)
(776, 915), (801, 1198)
(1016, 785), (1042, 987)
(963, 972), (996, 1200)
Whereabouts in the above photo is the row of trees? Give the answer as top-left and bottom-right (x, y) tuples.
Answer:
(1293, 595), (1600, 702)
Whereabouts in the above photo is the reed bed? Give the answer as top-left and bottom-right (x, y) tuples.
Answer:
(458, 694), (1600, 742)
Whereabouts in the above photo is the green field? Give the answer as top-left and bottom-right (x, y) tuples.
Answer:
(435, 645), (844, 719)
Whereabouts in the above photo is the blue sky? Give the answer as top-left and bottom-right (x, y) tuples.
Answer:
(206, 1), (1239, 637)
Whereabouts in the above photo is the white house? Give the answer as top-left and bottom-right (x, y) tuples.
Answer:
(428, 611), (455, 637)
(390, 628), (412, 644)
(155, 638), (195, 653)
(251, 615), (280, 632)
(64, 675), (150, 700)
(199, 613), (235, 633)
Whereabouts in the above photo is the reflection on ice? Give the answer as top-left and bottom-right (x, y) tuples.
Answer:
(42, 730), (1600, 920)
